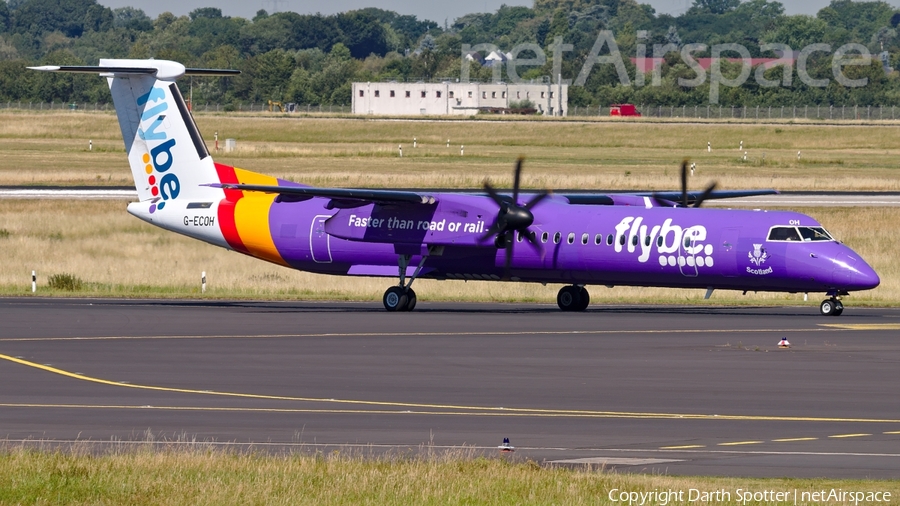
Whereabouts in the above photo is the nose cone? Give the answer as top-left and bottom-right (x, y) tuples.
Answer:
(833, 250), (880, 291)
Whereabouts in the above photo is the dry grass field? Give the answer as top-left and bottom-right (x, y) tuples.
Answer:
(0, 111), (897, 305)
(2, 111), (900, 190)
(0, 443), (897, 506)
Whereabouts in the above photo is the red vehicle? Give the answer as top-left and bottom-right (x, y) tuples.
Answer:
(610, 104), (641, 117)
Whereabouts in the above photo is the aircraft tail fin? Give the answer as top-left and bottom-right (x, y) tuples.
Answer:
(29, 60), (239, 213)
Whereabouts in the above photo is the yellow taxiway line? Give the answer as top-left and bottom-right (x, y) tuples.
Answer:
(2, 352), (900, 424)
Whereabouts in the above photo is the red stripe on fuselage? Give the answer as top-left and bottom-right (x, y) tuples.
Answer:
(214, 162), (249, 254)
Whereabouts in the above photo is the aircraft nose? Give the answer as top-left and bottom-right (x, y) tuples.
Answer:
(833, 251), (880, 291)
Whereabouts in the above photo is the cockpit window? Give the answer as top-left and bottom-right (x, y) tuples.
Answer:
(798, 226), (833, 241)
(768, 226), (834, 242)
(767, 226), (802, 242)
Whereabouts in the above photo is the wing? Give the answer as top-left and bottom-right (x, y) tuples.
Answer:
(551, 190), (778, 207)
(640, 189), (779, 206)
(206, 183), (437, 207)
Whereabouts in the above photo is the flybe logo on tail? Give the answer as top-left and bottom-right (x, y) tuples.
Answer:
(137, 86), (179, 214)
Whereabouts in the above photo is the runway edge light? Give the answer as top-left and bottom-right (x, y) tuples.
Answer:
(499, 437), (515, 452)
(778, 337), (790, 348)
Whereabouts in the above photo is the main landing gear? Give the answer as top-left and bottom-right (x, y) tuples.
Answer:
(383, 285), (416, 312)
(557, 285), (590, 312)
(820, 297), (844, 316)
(383, 247), (441, 312)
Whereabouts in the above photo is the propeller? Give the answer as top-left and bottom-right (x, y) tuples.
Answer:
(653, 159), (718, 208)
(480, 157), (549, 278)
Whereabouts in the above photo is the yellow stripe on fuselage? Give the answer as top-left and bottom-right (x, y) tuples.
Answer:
(232, 168), (288, 267)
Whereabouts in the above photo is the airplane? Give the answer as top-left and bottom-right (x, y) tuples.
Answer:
(30, 59), (880, 316)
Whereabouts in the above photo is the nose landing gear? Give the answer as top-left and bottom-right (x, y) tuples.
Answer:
(820, 297), (844, 316)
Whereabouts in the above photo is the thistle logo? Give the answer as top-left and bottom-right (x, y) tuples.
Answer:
(137, 86), (179, 214)
(749, 244), (768, 266)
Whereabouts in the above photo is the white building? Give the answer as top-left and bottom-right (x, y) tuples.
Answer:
(352, 82), (568, 117)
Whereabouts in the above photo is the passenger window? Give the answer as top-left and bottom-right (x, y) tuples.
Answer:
(798, 226), (833, 242)
(581, 233), (589, 245)
(657, 236), (663, 247)
(632, 235), (639, 246)
(684, 237), (691, 248)
(644, 236), (651, 246)
(619, 235), (625, 246)
(768, 226), (802, 242)
(516, 232), (523, 242)
(594, 234), (602, 245)
(607, 234), (613, 246)
(541, 232), (549, 243)
(567, 232), (575, 244)
(554, 232), (561, 244)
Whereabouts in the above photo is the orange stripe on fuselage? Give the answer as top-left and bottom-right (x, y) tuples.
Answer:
(231, 168), (288, 267)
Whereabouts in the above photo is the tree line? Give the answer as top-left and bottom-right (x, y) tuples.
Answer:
(1, 0), (899, 107)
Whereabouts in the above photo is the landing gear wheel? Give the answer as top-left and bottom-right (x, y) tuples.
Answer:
(557, 286), (588, 312)
(557, 286), (578, 311)
(832, 300), (843, 316)
(576, 287), (590, 311)
(383, 286), (409, 312)
(820, 298), (839, 316)
(405, 288), (417, 311)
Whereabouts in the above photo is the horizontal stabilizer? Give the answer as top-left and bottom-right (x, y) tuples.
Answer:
(206, 183), (438, 205)
(28, 63), (239, 79)
(28, 65), (157, 74)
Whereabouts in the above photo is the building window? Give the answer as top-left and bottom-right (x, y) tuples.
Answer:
(492, 92), (496, 98)
(390, 90), (395, 97)
(421, 91), (426, 98)
(541, 92), (545, 98)
(406, 91), (411, 98)
(374, 90), (380, 97)
(359, 90), (364, 97)
(550, 92), (554, 98)
(448, 91), (454, 98)
(436, 91), (441, 98)
(482, 92), (486, 99)
(516, 92), (520, 99)
(526, 92), (530, 98)
(502, 92), (506, 98)
(468, 91), (473, 98)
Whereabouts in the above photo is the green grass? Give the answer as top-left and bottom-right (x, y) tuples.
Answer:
(0, 444), (896, 506)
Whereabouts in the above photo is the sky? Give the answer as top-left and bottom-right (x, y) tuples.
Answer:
(96, 0), (848, 24)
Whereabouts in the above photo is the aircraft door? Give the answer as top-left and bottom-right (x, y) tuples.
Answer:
(309, 215), (333, 263)
(678, 228), (699, 277)
(720, 227), (740, 277)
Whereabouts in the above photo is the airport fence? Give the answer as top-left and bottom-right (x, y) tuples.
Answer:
(3, 101), (900, 121)
(570, 104), (900, 120)
(0, 101), (350, 114)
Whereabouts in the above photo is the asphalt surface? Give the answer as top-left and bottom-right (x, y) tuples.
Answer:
(1, 297), (899, 478)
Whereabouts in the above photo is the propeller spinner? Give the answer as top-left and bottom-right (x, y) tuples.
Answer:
(480, 158), (549, 278)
